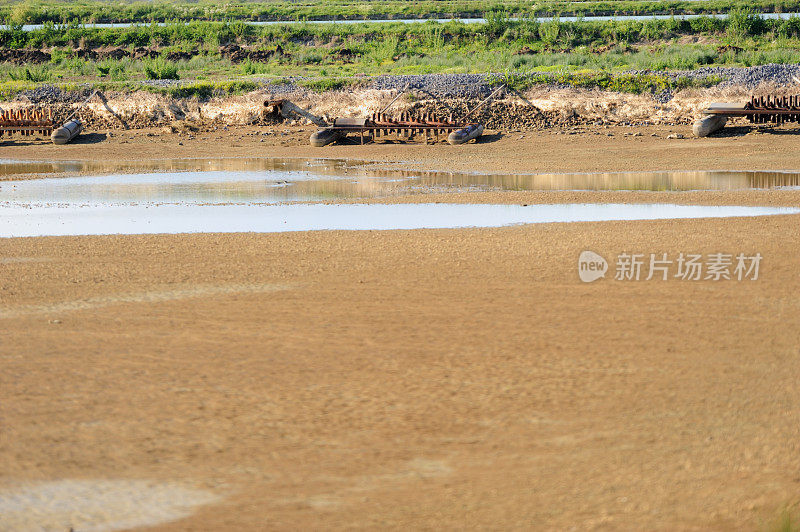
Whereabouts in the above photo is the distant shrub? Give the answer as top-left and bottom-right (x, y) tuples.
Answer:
(241, 59), (269, 75)
(143, 58), (179, 80)
(539, 17), (561, 45)
(727, 8), (763, 41)
(689, 16), (720, 33)
(8, 65), (51, 82)
(484, 10), (512, 39)
(778, 15), (800, 37)
(641, 19), (667, 41)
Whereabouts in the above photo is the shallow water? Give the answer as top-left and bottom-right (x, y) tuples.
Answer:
(1, 203), (797, 238)
(3, 158), (800, 203)
(3, 159), (800, 201)
(2, 158), (798, 237)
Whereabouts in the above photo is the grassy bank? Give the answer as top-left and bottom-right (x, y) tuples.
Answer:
(4, 0), (800, 24)
(0, 10), (794, 98)
(1, 10), (796, 52)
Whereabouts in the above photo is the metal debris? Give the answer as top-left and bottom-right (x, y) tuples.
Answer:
(310, 111), (483, 146)
(702, 95), (800, 124)
(0, 108), (54, 138)
(264, 100), (327, 127)
(695, 95), (800, 136)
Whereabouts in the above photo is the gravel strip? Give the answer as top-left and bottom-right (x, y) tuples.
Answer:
(675, 63), (800, 88)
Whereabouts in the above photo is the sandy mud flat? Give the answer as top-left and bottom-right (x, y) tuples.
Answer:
(3, 122), (800, 176)
(1, 129), (799, 530)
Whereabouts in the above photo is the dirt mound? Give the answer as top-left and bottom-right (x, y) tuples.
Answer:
(166, 50), (194, 62)
(219, 44), (284, 63)
(97, 46), (132, 60)
(405, 99), (551, 130)
(0, 49), (51, 64)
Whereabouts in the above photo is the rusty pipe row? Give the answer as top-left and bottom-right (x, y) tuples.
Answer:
(747, 95), (800, 110)
(746, 95), (800, 124)
(367, 110), (462, 138)
(0, 107), (55, 136)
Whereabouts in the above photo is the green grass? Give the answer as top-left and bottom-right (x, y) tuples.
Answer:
(7, 64), (51, 82)
(160, 80), (259, 98)
(2, 8), (800, 99)
(487, 70), (722, 93)
(143, 58), (179, 80)
(298, 77), (353, 92)
(3, 15), (800, 53)
(4, 0), (800, 24)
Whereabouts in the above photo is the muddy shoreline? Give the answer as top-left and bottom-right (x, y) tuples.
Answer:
(3, 122), (800, 177)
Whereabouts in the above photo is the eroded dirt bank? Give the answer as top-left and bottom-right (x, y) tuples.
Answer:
(1, 83), (790, 133)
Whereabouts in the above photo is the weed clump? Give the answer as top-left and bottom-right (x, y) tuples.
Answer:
(144, 59), (179, 80)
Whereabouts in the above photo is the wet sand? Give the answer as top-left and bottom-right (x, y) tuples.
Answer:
(1, 127), (800, 530)
(1, 123), (800, 176)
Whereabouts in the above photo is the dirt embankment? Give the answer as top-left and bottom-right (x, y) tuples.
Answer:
(0, 44), (288, 65)
(2, 83), (773, 134)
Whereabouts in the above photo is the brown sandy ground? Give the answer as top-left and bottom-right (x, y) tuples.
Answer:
(1, 130), (800, 530)
(2, 215), (800, 530)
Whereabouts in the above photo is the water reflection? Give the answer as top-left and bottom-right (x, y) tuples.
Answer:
(1, 159), (800, 205)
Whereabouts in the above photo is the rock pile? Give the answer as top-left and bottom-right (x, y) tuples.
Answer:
(678, 63), (800, 89)
(405, 99), (553, 130)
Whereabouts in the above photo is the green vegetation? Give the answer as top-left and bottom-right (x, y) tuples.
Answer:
(487, 70), (723, 93)
(298, 77), (353, 92)
(143, 58), (179, 80)
(3, 0), (800, 24)
(1, 8), (800, 98)
(8, 64), (51, 82)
